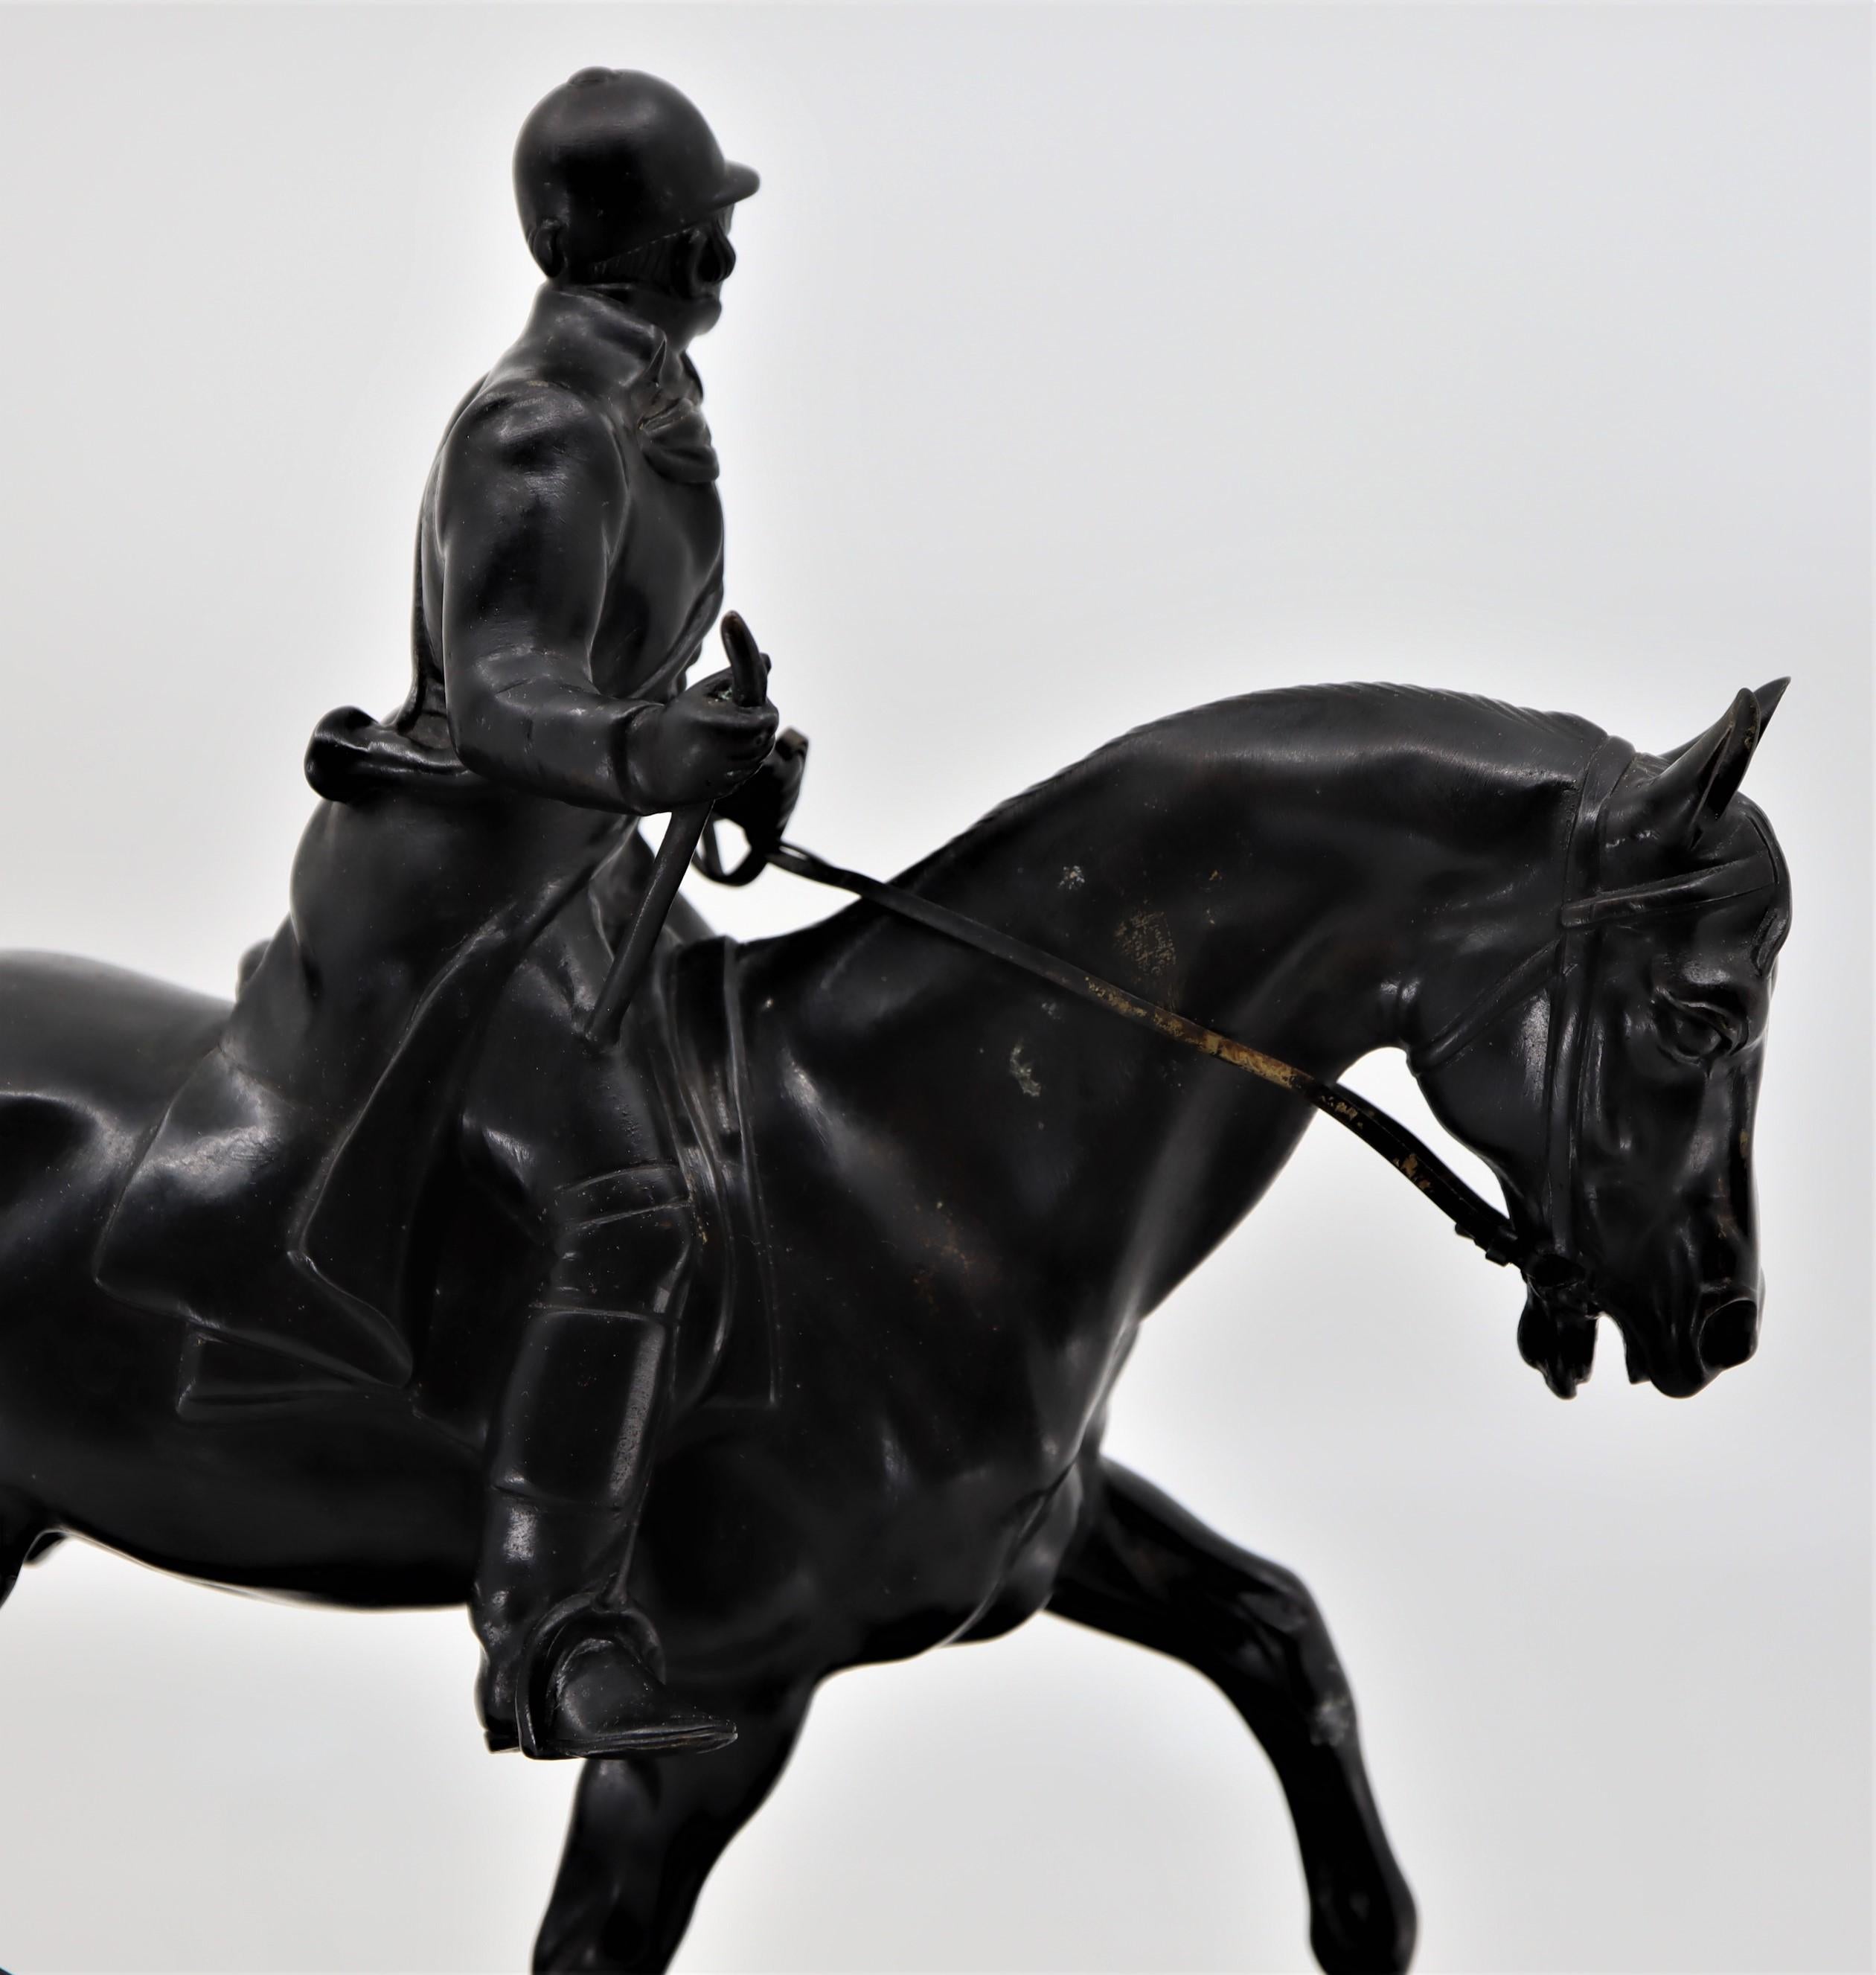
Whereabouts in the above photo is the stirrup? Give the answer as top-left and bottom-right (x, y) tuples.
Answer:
(512, 1595), (737, 1761)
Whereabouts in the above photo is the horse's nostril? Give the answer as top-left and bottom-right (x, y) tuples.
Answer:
(1697, 1296), (1759, 1371)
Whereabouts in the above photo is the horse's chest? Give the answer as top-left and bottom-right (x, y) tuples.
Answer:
(821, 1450), (1091, 1662)
(790, 1314), (1122, 1654)
(679, 1096), (1134, 1671)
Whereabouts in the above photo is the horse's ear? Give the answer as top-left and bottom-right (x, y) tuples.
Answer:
(1752, 676), (1790, 729)
(1644, 686), (1773, 848)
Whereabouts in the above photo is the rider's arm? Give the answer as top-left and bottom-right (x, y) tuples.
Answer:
(434, 383), (646, 810)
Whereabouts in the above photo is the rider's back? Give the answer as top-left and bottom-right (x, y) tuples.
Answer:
(401, 284), (727, 763)
(88, 285), (732, 1386)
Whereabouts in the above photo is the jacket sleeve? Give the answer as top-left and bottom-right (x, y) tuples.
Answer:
(434, 382), (649, 810)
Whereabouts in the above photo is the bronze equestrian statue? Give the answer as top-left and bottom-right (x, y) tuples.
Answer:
(0, 68), (1791, 1975)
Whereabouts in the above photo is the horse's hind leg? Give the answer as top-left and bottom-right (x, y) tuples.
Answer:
(534, 1683), (812, 1973)
(1049, 1459), (1415, 1975)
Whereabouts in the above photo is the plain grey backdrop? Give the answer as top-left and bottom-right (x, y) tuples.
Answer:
(0, 4), (1867, 1971)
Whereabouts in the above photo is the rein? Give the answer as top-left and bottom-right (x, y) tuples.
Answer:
(769, 841), (1528, 1271)
(768, 745), (1777, 1302)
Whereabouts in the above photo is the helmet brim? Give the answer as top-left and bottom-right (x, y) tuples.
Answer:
(717, 161), (760, 208)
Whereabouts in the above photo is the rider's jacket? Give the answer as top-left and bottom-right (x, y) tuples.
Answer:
(95, 287), (727, 1386)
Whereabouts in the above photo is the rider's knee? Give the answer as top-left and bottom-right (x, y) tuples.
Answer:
(493, 1307), (672, 1506)
(543, 1168), (697, 1319)
(485, 1174), (698, 1505)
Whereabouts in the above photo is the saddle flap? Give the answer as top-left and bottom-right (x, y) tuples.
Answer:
(659, 937), (778, 1416)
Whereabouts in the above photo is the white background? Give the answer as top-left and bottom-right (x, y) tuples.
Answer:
(0, 6), (1867, 1971)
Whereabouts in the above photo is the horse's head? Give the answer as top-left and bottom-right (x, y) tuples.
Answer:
(1412, 686), (1791, 1400)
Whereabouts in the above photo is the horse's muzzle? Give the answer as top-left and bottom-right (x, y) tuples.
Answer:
(1695, 1293), (1761, 1375)
(1636, 1287), (1761, 1397)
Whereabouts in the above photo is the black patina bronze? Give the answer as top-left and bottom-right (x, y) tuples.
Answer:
(0, 67), (1790, 1975)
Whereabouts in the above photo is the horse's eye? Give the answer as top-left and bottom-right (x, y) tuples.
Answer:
(1659, 1001), (1730, 1063)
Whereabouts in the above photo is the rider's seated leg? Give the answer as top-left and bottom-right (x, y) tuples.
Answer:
(471, 1163), (735, 1761)
(463, 886), (732, 1758)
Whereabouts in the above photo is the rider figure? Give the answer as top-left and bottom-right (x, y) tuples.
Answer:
(451, 68), (779, 1763)
(95, 68), (782, 1758)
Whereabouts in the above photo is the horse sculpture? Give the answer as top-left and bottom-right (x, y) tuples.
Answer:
(0, 681), (1789, 1971)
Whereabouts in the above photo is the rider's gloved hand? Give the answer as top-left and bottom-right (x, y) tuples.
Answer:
(620, 667), (778, 813)
(716, 727), (808, 845)
(696, 727), (810, 884)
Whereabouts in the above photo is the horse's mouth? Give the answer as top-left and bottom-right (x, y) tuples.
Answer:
(1517, 1285), (1600, 1398)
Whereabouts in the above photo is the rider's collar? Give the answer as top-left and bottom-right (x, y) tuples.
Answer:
(522, 286), (720, 487)
(525, 283), (669, 368)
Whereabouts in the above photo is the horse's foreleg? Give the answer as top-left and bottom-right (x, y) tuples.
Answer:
(533, 1683), (813, 1974)
(1049, 1459), (1415, 1975)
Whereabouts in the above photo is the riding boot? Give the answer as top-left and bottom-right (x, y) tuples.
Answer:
(471, 1172), (734, 1760)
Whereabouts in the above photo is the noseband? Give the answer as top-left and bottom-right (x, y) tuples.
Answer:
(766, 737), (1777, 1310)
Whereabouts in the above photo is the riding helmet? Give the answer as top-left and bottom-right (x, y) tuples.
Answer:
(514, 68), (760, 279)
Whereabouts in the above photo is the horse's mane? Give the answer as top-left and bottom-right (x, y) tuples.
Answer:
(898, 683), (1606, 891)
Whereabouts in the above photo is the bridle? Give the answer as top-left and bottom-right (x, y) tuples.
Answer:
(763, 737), (1778, 1309)
(1403, 737), (1777, 1310)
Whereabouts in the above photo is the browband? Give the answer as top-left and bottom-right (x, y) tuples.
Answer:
(1411, 765), (1777, 1078)
(1560, 855), (1778, 929)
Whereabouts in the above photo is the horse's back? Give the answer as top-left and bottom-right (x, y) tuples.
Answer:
(0, 956), (483, 1604)
(0, 951), (225, 1110)
(0, 953), (225, 1229)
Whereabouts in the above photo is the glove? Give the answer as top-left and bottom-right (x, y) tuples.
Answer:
(620, 668), (779, 813)
(698, 728), (809, 884)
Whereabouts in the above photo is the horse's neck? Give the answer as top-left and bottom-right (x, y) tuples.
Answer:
(747, 688), (1595, 1313)
(886, 689), (1596, 1057)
